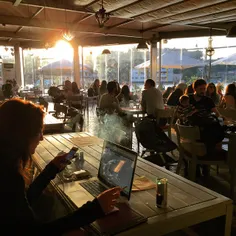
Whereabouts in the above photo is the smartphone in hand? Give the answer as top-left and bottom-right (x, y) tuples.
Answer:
(66, 147), (78, 161)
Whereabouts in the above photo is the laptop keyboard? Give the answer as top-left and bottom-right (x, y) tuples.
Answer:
(80, 180), (107, 197)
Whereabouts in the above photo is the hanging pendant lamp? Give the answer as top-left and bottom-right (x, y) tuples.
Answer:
(95, 0), (110, 28)
(136, 23), (148, 50)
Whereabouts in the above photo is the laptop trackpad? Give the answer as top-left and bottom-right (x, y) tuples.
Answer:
(66, 187), (94, 208)
(105, 206), (119, 215)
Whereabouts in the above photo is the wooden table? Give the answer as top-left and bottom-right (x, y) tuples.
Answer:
(43, 113), (64, 133)
(121, 107), (145, 116)
(32, 132), (233, 236)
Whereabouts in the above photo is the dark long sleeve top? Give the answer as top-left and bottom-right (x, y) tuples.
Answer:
(0, 162), (104, 235)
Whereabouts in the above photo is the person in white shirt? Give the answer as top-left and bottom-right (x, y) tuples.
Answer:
(141, 79), (164, 117)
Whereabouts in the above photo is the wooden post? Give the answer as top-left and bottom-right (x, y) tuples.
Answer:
(150, 40), (157, 84)
(158, 40), (162, 86)
(73, 43), (80, 87)
(14, 44), (24, 87)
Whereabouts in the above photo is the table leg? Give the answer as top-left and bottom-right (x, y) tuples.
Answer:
(224, 203), (233, 236)
(86, 99), (89, 119)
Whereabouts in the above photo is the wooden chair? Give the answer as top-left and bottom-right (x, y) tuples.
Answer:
(217, 107), (236, 122)
(176, 122), (236, 199)
(156, 107), (176, 140)
(67, 95), (85, 115)
(38, 97), (49, 112)
(49, 104), (78, 132)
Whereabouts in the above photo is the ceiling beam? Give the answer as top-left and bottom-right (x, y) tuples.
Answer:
(175, 8), (236, 26)
(84, 0), (100, 9)
(73, 14), (94, 24)
(201, 21), (236, 30)
(78, 36), (143, 47)
(108, 20), (134, 29)
(13, 7), (44, 36)
(133, 0), (227, 22)
(143, 22), (227, 33)
(108, 0), (144, 14)
(0, 15), (149, 38)
(0, 0), (94, 14)
(13, 0), (22, 6)
(151, 1), (235, 25)
(199, 16), (236, 25)
(110, 0), (183, 19)
(0, 29), (144, 44)
(107, 1), (185, 29)
(159, 29), (226, 39)
(0, 39), (15, 46)
(0, 30), (51, 41)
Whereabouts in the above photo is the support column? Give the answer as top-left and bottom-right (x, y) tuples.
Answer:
(14, 44), (24, 87)
(158, 40), (162, 86)
(150, 40), (157, 84)
(73, 43), (80, 87)
(81, 46), (84, 88)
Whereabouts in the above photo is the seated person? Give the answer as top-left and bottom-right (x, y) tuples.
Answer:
(88, 79), (100, 97)
(219, 83), (236, 109)
(117, 85), (133, 108)
(185, 79), (225, 176)
(0, 99), (121, 235)
(2, 80), (13, 98)
(141, 79), (164, 118)
(63, 79), (73, 99)
(72, 81), (80, 95)
(177, 95), (197, 125)
(99, 81), (122, 115)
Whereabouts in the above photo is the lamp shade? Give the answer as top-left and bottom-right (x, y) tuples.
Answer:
(227, 25), (236, 37)
(102, 49), (111, 54)
(136, 41), (149, 50)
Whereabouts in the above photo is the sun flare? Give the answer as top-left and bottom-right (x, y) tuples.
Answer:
(53, 40), (73, 60)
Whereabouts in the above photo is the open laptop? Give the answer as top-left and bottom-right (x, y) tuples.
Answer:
(80, 140), (138, 201)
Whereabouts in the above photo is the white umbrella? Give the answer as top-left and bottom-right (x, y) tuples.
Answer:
(212, 53), (236, 65)
(135, 51), (205, 69)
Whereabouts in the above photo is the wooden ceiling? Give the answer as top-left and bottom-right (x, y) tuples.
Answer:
(0, 0), (234, 48)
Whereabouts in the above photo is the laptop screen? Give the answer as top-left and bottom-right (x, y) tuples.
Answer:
(98, 141), (137, 200)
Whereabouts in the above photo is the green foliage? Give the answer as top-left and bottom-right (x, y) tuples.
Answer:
(183, 75), (198, 85)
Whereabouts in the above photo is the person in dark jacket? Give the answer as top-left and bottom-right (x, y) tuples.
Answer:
(167, 83), (187, 106)
(0, 99), (121, 235)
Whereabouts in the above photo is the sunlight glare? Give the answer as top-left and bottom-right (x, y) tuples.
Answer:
(53, 40), (73, 60)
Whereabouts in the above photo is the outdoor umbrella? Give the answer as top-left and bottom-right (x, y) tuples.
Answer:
(40, 59), (92, 75)
(212, 53), (236, 66)
(135, 50), (205, 69)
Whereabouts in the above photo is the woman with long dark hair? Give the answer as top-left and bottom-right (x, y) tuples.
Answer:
(72, 81), (80, 95)
(206, 83), (220, 105)
(0, 99), (121, 235)
(99, 80), (107, 97)
(220, 83), (236, 108)
(117, 85), (132, 107)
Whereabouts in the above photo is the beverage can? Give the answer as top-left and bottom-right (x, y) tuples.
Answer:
(80, 152), (84, 161)
(156, 178), (168, 208)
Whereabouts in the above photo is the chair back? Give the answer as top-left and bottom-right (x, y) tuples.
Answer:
(176, 122), (206, 157)
(54, 103), (68, 121)
(155, 107), (175, 124)
(227, 133), (236, 166)
(217, 107), (236, 121)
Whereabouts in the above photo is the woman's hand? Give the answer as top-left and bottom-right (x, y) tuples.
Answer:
(51, 152), (69, 171)
(97, 187), (121, 214)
